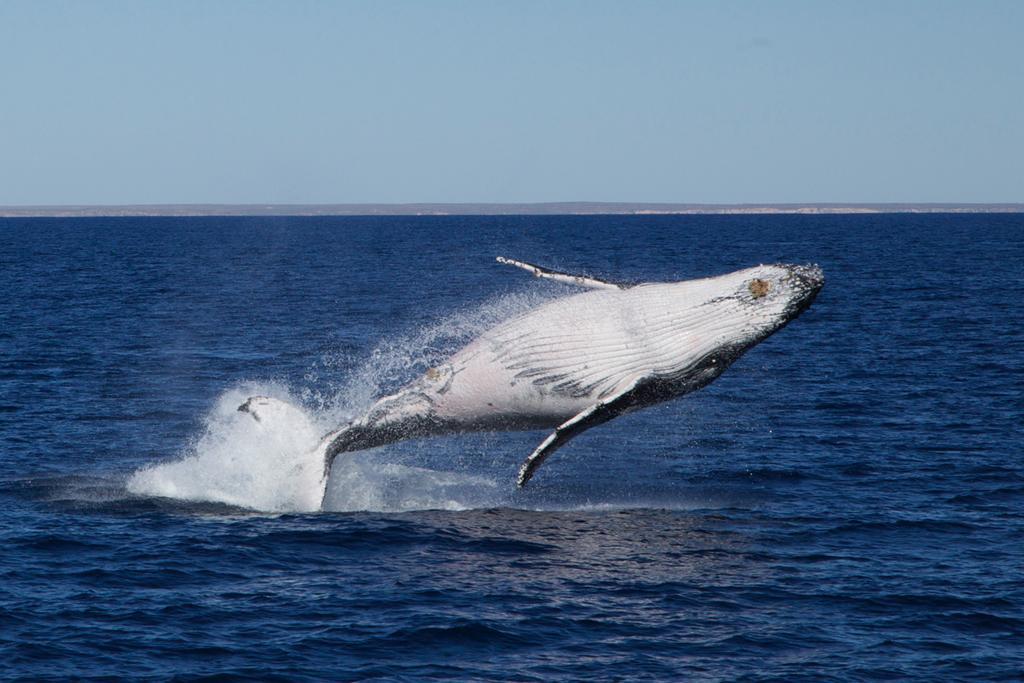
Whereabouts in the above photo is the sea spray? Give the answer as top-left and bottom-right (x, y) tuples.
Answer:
(317, 289), (557, 424)
(127, 385), (327, 512)
(128, 290), (555, 513)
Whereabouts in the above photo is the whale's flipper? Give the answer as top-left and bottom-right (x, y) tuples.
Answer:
(516, 379), (643, 487)
(496, 256), (633, 290)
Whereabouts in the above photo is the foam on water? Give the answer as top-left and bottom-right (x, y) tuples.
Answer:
(128, 290), (557, 514)
(324, 458), (500, 512)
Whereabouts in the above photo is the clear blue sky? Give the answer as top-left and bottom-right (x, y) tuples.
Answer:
(1, 1), (1021, 205)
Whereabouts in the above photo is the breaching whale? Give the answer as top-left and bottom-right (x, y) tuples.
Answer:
(239, 257), (823, 507)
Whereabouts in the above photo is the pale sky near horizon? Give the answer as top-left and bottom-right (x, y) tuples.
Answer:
(1, 1), (1021, 205)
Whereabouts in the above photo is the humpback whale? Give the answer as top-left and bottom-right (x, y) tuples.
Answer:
(240, 257), (823, 507)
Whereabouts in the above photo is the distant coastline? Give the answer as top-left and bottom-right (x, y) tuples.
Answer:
(1, 202), (1022, 218)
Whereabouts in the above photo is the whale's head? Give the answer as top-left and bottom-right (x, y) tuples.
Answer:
(702, 262), (823, 339)
(658, 263), (824, 387)
(723, 262), (824, 334)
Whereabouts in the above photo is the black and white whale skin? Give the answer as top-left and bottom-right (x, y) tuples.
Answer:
(240, 257), (823, 506)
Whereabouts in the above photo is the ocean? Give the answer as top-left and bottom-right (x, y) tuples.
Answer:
(1, 214), (1021, 680)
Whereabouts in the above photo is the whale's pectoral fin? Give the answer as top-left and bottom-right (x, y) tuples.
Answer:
(517, 380), (642, 487)
(496, 256), (634, 290)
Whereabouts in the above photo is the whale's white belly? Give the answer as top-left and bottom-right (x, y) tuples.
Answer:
(430, 287), (655, 427)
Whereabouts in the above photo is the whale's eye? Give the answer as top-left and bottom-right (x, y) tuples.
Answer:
(748, 279), (770, 298)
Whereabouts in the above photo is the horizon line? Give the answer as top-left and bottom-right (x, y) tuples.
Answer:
(2, 201), (1023, 218)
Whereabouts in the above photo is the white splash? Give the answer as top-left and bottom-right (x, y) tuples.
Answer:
(127, 385), (326, 512)
(127, 291), (552, 514)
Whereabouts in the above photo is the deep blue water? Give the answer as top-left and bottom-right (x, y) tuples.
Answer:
(1, 214), (1022, 680)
